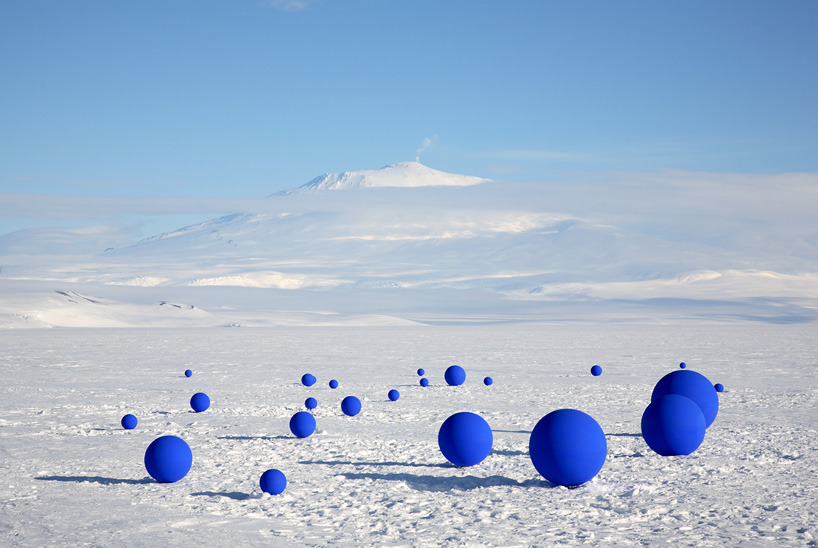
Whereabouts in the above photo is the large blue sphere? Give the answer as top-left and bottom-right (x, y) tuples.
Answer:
(305, 397), (318, 409)
(301, 373), (317, 387)
(184, 369), (193, 377)
(388, 389), (400, 401)
(444, 365), (466, 386)
(341, 396), (362, 416)
(641, 394), (706, 456)
(652, 370), (719, 428)
(259, 469), (287, 495)
(144, 435), (192, 483)
(121, 414), (138, 429)
(529, 409), (607, 487)
(289, 411), (316, 438)
(438, 412), (493, 467)
(190, 392), (210, 413)
(590, 365), (603, 376)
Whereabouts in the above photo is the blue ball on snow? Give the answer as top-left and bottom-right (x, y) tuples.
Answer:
(483, 376), (493, 386)
(259, 468), (287, 495)
(419, 378), (429, 387)
(679, 362), (687, 369)
(329, 379), (339, 389)
(714, 383), (724, 393)
(144, 435), (192, 483)
(301, 373), (317, 387)
(341, 396), (362, 417)
(417, 368), (425, 376)
(289, 411), (316, 438)
(444, 365), (466, 386)
(190, 392), (210, 413)
(184, 369), (193, 377)
(388, 389), (400, 401)
(641, 394), (706, 456)
(305, 397), (318, 409)
(652, 369), (719, 428)
(121, 414), (138, 430)
(438, 412), (493, 467)
(590, 365), (603, 376)
(529, 409), (607, 487)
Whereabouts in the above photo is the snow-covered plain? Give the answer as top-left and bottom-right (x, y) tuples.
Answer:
(1, 325), (816, 546)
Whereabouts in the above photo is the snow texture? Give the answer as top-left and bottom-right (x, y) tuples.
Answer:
(0, 325), (815, 546)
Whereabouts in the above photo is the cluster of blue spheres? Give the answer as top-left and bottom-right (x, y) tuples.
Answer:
(641, 369), (720, 456)
(190, 392), (210, 413)
(144, 435), (193, 483)
(259, 468), (287, 495)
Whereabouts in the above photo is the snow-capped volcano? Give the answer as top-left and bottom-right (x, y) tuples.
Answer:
(280, 161), (488, 194)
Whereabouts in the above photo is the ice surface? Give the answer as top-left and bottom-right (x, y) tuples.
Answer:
(1, 325), (815, 546)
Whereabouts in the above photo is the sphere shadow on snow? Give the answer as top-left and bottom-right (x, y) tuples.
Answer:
(298, 459), (450, 469)
(190, 490), (257, 501)
(340, 472), (553, 492)
(34, 475), (154, 485)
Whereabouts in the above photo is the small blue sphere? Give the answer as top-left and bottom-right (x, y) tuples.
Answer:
(341, 396), (362, 416)
(483, 376), (493, 386)
(680, 362), (687, 369)
(590, 365), (603, 376)
(714, 383), (725, 393)
(184, 369), (193, 377)
(121, 414), (138, 430)
(438, 412), (493, 467)
(388, 389), (400, 401)
(529, 409), (607, 487)
(329, 379), (339, 389)
(641, 394), (706, 456)
(444, 365), (466, 386)
(419, 378), (429, 387)
(190, 392), (210, 413)
(652, 370), (719, 428)
(289, 411), (316, 438)
(305, 397), (318, 409)
(301, 373), (317, 387)
(144, 435), (192, 483)
(417, 368), (425, 376)
(259, 468), (287, 495)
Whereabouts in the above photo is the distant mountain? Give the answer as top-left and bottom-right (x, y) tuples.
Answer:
(279, 161), (488, 193)
(2, 162), (817, 327)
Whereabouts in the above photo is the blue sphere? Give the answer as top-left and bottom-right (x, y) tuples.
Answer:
(305, 397), (318, 409)
(641, 394), (706, 456)
(301, 373), (316, 387)
(438, 412), (493, 467)
(190, 392), (210, 413)
(529, 409), (607, 487)
(329, 379), (339, 389)
(483, 376), (493, 386)
(289, 411), (316, 438)
(680, 362), (687, 369)
(417, 368), (425, 376)
(121, 414), (138, 430)
(652, 370), (719, 428)
(444, 365), (466, 386)
(259, 468), (287, 495)
(341, 396), (362, 416)
(388, 389), (400, 401)
(590, 365), (603, 376)
(419, 378), (429, 387)
(184, 369), (193, 377)
(144, 435), (192, 483)
(714, 383), (725, 393)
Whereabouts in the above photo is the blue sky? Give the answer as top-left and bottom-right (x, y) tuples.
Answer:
(1, 0), (816, 241)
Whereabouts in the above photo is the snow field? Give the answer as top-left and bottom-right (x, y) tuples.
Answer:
(0, 325), (816, 546)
